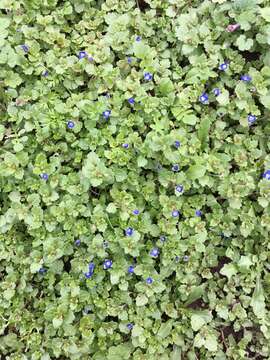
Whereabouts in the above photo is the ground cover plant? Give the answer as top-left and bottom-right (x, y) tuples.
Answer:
(1, 0), (270, 359)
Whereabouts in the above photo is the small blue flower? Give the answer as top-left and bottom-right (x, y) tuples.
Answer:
(213, 88), (221, 96)
(21, 44), (29, 53)
(128, 97), (135, 105)
(102, 110), (111, 119)
(195, 210), (202, 217)
(199, 93), (209, 104)
(40, 173), (49, 181)
(160, 235), (166, 242)
(78, 51), (87, 59)
(146, 277), (153, 284)
(262, 170), (270, 180)
(172, 210), (180, 218)
(84, 262), (95, 278)
(39, 267), (47, 274)
(174, 140), (181, 148)
(67, 120), (75, 129)
(150, 248), (159, 257)
(128, 265), (135, 274)
(125, 227), (134, 236)
(84, 272), (92, 279)
(175, 256), (180, 262)
(127, 57), (132, 64)
(219, 62), (228, 71)
(122, 143), (129, 149)
(133, 209), (140, 215)
(172, 164), (179, 172)
(144, 72), (153, 81)
(127, 323), (133, 330)
(240, 74), (252, 82)
(183, 255), (189, 262)
(42, 70), (49, 77)
(103, 259), (112, 270)
(88, 262), (95, 273)
(75, 239), (81, 246)
(88, 56), (94, 62)
(175, 185), (184, 193)
(248, 114), (257, 125)
(135, 36), (141, 42)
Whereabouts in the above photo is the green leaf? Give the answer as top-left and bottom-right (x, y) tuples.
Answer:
(52, 317), (63, 329)
(133, 42), (151, 59)
(0, 17), (10, 29)
(157, 320), (173, 338)
(4, 72), (22, 88)
(191, 311), (212, 331)
(220, 263), (237, 280)
(260, 7), (270, 21)
(187, 164), (206, 179)
(182, 114), (198, 125)
(132, 325), (144, 337)
(250, 275), (266, 318)
(236, 35), (254, 50)
(136, 294), (148, 306)
(216, 89), (230, 106)
(184, 286), (204, 306)
(106, 203), (117, 213)
(204, 333), (218, 352)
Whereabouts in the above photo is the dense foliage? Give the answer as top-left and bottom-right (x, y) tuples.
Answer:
(1, 0), (270, 359)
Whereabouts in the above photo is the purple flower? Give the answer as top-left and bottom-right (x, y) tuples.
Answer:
(144, 72), (153, 81)
(195, 210), (202, 217)
(262, 170), (270, 180)
(240, 74), (252, 82)
(183, 255), (189, 262)
(78, 51), (87, 59)
(40, 173), (49, 180)
(199, 93), (209, 104)
(213, 88), (221, 96)
(133, 209), (140, 215)
(75, 239), (81, 246)
(219, 63), (228, 71)
(160, 235), (166, 242)
(122, 143), (129, 148)
(42, 70), (49, 77)
(146, 277), (153, 284)
(125, 227), (134, 236)
(174, 140), (181, 148)
(103, 259), (112, 270)
(172, 164), (179, 172)
(102, 110), (111, 119)
(226, 24), (240, 32)
(248, 114), (256, 125)
(135, 36), (141, 42)
(67, 120), (75, 129)
(128, 97), (135, 105)
(150, 248), (159, 258)
(128, 265), (135, 274)
(88, 56), (94, 62)
(176, 185), (184, 193)
(39, 267), (47, 274)
(21, 44), (29, 53)
(127, 323), (133, 330)
(172, 210), (179, 218)
(127, 57), (132, 64)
